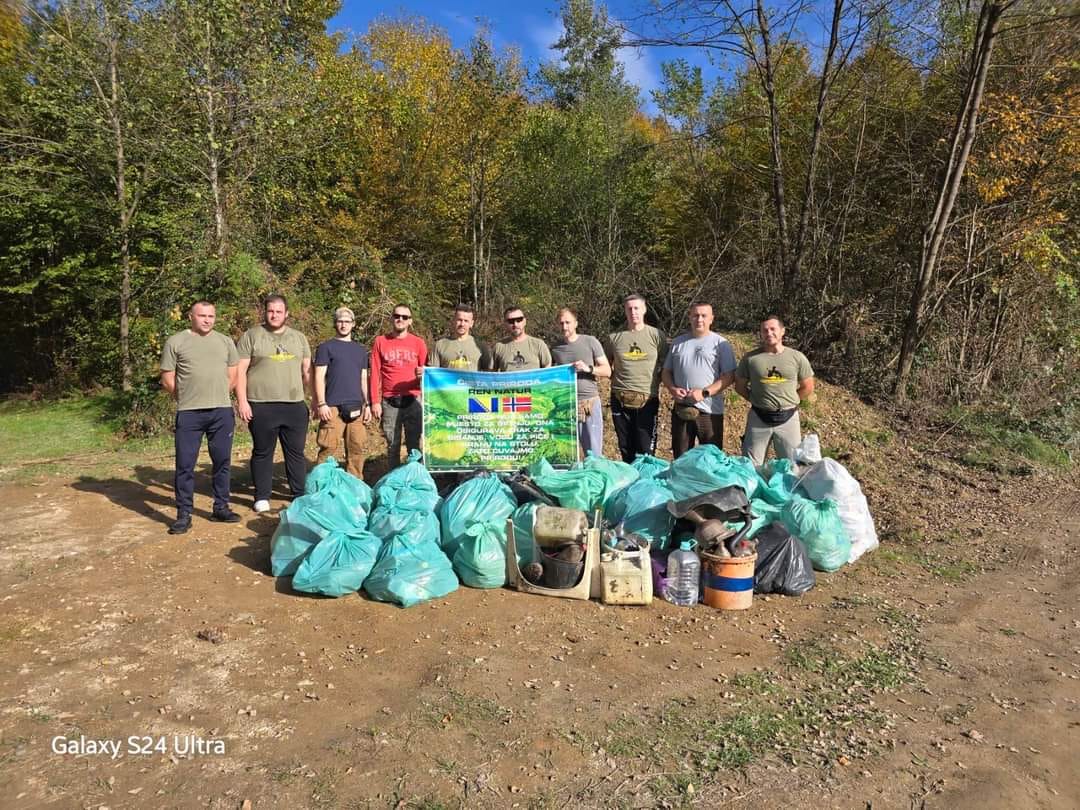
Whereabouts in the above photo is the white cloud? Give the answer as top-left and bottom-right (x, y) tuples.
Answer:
(616, 44), (658, 98)
(528, 16), (566, 58)
(523, 13), (659, 110)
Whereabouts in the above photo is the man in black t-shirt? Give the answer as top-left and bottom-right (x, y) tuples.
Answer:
(312, 306), (371, 478)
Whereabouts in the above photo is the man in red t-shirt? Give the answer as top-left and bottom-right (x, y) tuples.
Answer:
(370, 304), (428, 469)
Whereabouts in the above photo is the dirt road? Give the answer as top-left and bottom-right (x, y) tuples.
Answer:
(0, 449), (1076, 809)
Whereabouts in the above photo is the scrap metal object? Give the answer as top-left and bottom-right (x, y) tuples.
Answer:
(667, 486), (757, 558)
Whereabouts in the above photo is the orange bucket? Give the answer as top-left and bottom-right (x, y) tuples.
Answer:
(701, 552), (757, 610)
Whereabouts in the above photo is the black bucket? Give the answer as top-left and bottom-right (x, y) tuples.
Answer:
(541, 552), (584, 589)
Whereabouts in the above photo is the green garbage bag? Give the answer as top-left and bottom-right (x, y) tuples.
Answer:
(581, 452), (639, 508)
(510, 502), (541, 567)
(755, 458), (800, 506)
(668, 445), (760, 502)
(373, 449), (441, 514)
(726, 498), (783, 540)
(362, 514), (459, 607)
(305, 457), (373, 519)
(270, 489), (361, 577)
(527, 457), (607, 512)
(631, 454), (670, 480)
(292, 527), (382, 597)
(780, 494), (851, 572)
(439, 474), (517, 558)
(603, 477), (675, 549)
(453, 522), (508, 588)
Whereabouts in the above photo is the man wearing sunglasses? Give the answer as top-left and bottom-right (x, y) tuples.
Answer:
(491, 306), (552, 371)
(370, 304), (427, 469)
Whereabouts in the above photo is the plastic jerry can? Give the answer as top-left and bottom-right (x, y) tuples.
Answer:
(599, 546), (653, 605)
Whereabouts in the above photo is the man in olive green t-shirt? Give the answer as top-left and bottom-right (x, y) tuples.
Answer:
(605, 293), (667, 463)
(432, 304), (490, 371)
(160, 300), (240, 535)
(491, 306), (552, 371)
(236, 294), (312, 512)
(734, 316), (815, 466)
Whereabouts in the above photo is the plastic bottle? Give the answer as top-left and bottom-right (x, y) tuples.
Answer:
(664, 540), (700, 606)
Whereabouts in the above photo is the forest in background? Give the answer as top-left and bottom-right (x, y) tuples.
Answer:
(0, 0), (1076, 448)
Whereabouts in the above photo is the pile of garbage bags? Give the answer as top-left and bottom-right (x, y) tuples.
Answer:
(268, 440), (878, 606)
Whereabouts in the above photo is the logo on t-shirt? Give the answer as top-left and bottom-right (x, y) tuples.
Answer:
(623, 342), (646, 360)
(693, 344), (716, 365)
(448, 353), (471, 369)
(511, 351), (527, 368)
(270, 343), (296, 362)
(762, 365), (788, 384)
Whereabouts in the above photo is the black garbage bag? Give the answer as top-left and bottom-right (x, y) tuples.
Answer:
(502, 471), (558, 506)
(753, 521), (816, 596)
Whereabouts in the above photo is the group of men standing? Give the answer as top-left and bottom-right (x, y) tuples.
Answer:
(160, 293), (814, 535)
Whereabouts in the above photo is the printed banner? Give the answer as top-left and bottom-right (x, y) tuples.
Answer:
(422, 365), (578, 471)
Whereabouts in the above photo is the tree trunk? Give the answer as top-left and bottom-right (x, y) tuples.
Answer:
(784, 0), (844, 304)
(895, 0), (1007, 399)
(754, 0), (790, 294)
(205, 22), (226, 262)
(108, 29), (133, 392)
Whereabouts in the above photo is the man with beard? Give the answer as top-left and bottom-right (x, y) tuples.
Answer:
(370, 304), (427, 469)
(491, 306), (552, 371)
(432, 304), (489, 371)
(550, 308), (610, 458)
(236, 294), (312, 512)
(312, 306), (371, 478)
(606, 294), (666, 463)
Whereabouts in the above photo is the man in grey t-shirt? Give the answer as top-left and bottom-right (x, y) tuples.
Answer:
(662, 302), (737, 458)
(160, 301), (240, 534)
(550, 308), (611, 458)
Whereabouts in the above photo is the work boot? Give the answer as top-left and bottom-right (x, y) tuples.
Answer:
(210, 508), (241, 523)
(168, 514), (192, 535)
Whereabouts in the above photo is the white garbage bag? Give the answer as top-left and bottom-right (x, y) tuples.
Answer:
(796, 458), (878, 563)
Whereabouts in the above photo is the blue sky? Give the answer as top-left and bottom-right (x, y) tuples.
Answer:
(328, 1), (843, 115)
(329, 1), (670, 110)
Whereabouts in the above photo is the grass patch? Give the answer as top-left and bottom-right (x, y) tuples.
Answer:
(860, 428), (894, 447)
(0, 396), (123, 464)
(416, 688), (514, 733)
(869, 545), (978, 583)
(926, 558), (978, 582)
(728, 671), (781, 695)
(600, 616), (921, 803)
(946, 406), (1071, 471)
(0, 393), (255, 483)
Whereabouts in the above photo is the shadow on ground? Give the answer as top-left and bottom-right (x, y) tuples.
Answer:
(70, 460), (306, 526)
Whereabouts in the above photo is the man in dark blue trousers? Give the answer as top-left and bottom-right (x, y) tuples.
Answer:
(160, 301), (241, 534)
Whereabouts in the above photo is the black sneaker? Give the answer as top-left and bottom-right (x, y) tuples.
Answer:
(168, 515), (192, 535)
(210, 508), (242, 524)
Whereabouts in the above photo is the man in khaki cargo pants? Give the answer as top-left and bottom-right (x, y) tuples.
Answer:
(312, 306), (371, 478)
